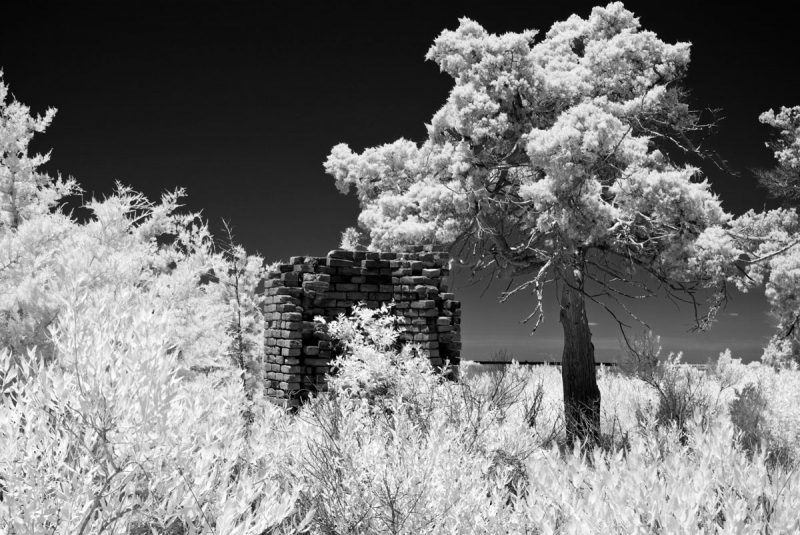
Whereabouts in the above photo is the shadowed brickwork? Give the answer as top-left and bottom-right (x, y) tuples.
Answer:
(261, 249), (461, 407)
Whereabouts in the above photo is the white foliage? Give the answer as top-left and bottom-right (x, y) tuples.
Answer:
(760, 106), (800, 173)
(323, 3), (734, 303)
(0, 73), (77, 229)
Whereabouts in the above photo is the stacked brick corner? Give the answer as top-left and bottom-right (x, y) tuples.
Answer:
(260, 249), (461, 407)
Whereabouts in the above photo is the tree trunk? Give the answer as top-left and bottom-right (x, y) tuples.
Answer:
(559, 267), (601, 446)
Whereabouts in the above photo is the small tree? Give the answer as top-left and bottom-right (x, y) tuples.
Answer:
(324, 3), (737, 443)
(0, 72), (75, 230)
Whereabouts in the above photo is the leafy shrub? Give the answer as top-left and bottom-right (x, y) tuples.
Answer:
(0, 288), (306, 534)
(318, 302), (441, 405)
(728, 369), (800, 468)
(623, 332), (731, 436)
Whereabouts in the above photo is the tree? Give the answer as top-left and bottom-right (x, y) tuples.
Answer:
(324, 3), (737, 443)
(0, 72), (75, 230)
(751, 106), (800, 366)
(758, 106), (800, 207)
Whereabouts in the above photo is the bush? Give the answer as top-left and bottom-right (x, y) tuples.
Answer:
(0, 289), (306, 534)
(623, 332), (729, 436)
(730, 380), (797, 468)
(730, 383), (771, 455)
(319, 302), (442, 406)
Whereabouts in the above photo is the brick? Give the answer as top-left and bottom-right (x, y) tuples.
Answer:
(303, 282), (330, 292)
(414, 333), (439, 341)
(335, 283), (358, 292)
(422, 268), (441, 278)
(415, 287), (439, 300)
(281, 272), (301, 283)
(400, 276), (432, 285)
(304, 346), (320, 356)
(279, 330), (302, 339)
(328, 249), (355, 260)
(411, 300), (436, 309)
(328, 258), (354, 267)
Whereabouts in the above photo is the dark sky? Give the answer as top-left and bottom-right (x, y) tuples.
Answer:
(2, 1), (797, 363)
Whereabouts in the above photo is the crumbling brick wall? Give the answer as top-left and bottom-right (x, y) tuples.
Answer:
(261, 249), (461, 407)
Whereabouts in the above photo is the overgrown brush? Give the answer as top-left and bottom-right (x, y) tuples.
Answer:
(5, 281), (800, 533)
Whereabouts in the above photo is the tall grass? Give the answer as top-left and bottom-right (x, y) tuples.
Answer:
(4, 292), (800, 533)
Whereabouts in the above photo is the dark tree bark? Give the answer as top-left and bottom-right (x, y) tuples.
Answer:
(559, 266), (601, 445)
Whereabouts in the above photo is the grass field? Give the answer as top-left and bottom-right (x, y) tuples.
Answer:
(5, 303), (799, 534)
